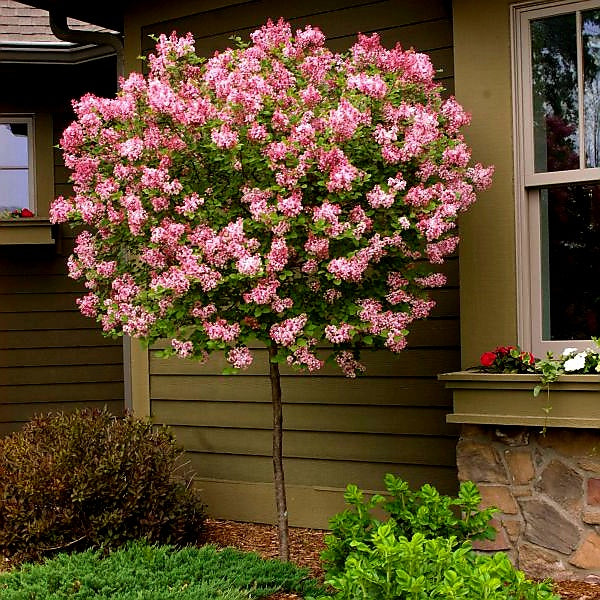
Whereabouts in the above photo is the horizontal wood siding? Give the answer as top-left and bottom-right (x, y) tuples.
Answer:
(0, 117), (124, 434)
(142, 0), (458, 527)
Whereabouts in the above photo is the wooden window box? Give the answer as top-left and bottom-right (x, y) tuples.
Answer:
(439, 371), (600, 429)
(0, 219), (54, 245)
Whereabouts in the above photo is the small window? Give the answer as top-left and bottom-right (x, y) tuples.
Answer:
(0, 117), (34, 213)
(514, 1), (600, 355)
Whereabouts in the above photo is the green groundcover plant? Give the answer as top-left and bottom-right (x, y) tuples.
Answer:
(0, 541), (323, 599)
(309, 474), (559, 600)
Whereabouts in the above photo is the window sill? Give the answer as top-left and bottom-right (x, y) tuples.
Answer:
(0, 219), (54, 245)
(438, 371), (600, 428)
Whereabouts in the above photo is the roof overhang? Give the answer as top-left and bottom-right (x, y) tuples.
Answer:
(0, 41), (115, 64)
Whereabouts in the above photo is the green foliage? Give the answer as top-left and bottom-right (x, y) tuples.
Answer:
(533, 352), (565, 398)
(321, 474), (498, 576)
(309, 527), (558, 599)
(313, 475), (558, 599)
(0, 409), (205, 563)
(0, 540), (323, 599)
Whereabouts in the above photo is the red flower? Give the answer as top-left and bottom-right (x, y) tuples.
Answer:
(480, 351), (497, 367)
(20, 208), (34, 218)
(495, 345), (515, 355)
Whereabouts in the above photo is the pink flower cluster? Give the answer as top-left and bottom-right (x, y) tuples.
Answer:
(50, 19), (492, 375)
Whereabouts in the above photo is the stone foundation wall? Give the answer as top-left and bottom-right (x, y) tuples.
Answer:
(458, 425), (600, 582)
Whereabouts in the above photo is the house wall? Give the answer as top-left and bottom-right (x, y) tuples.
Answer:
(124, 0), (461, 527)
(452, 0), (516, 367)
(0, 59), (125, 434)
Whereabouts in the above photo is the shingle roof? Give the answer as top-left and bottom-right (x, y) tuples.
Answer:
(0, 0), (110, 44)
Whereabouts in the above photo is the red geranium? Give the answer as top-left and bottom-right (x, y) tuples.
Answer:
(479, 345), (537, 373)
(480, 351), (497, 367)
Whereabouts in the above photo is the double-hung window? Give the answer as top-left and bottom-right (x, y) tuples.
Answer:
(515, 0), (600, 355)
(0, 116), (35, 214)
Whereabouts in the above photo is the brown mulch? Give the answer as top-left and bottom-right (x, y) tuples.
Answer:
(202, 518), (327, 599)
(201, 518), (600, 600)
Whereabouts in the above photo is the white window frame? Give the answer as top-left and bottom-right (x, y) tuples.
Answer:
(513, 0), (600, 357)
(0, 115), (36, 214)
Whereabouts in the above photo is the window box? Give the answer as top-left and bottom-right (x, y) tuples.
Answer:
(439, 371), (600, 429)
(0, 218), (54, 245)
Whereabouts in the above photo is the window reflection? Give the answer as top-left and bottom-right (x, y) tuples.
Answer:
(531, 14), (580, 172)
(0, 122), (29, 210)
(541, 184), (600, 340)
(584, 10), (600, 167)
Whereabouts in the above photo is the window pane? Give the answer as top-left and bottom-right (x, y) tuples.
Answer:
(0, 169), (29, 210)
(0, 123), (28, 168)
(531, 13), (580, 172)
(541, 184), (600, 340)
(584, 10), (600, 167)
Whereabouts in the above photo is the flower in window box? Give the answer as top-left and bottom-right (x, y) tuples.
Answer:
(479, 345), (536, 374)
(9, 208), (35, 218)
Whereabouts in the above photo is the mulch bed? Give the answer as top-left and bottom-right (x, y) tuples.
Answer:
(201, 518), (600, 599)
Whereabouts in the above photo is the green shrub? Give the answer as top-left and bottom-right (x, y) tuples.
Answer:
(0, 409), (205, 562)
(312, 475), (559, 599)
(0, 540), (324, 599)
(311, 525), (558, 599)
(321, 473), (498, 576)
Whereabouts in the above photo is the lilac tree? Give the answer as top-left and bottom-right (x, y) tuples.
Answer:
(51, 20), (492, 559)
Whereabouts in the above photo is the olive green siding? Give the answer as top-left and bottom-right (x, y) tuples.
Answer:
(452, 0), (516, 367)
(125, 0), (460, 527)
(0, 60), (124, 433)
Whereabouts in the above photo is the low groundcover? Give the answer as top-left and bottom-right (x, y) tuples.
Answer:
(0, 541), (322, 599)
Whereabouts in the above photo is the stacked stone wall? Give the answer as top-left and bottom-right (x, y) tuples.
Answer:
(458, 425), (600, 582)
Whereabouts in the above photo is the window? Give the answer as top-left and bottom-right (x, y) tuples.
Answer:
(514, 0), (600, 355)
(0, 117), (35, 213)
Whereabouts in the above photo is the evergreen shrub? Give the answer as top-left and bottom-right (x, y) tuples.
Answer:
(0, 409), (205, 562)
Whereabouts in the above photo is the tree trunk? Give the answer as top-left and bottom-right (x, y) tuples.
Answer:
(268, 343), (289, 561)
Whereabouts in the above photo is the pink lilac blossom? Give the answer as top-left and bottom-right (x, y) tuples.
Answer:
(326, 98), (371, 142)
(190, 303), (217, 319)
(271, 296), (293, 312)
(203, 318), (241, 342)
(76, 293), (99, 317)
(366, 185), (396, 209)
(287, 346), (323, 371)
(49, 196), (72, 223)
(269, 314), (307, 346)
(243, 277), (280, 304)
(227, 345), (254, 369)
(304, 234), (329, 259)
(277, 191), (303, 217)
(266, 237), (289, 273)
(172, 338), (193, 358)
(335, 351), (365, 378)
(324, 288), (341, 303)
(347, 73), (387, 99)
(325, 323), (353, 344)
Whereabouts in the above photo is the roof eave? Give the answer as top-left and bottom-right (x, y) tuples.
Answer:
(0, 42), (116, 64)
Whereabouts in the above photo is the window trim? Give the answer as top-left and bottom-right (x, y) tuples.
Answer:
(513, 0), (600, 356)
(0, 115), (36, 214)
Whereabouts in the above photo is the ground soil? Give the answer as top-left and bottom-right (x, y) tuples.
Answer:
(201, 518), (600, 599)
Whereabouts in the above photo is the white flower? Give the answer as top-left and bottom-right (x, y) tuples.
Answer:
(561, 347), (578, 357)
(564, 352), (587, 372)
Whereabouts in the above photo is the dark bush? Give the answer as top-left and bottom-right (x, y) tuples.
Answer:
(0, 409), (205, 562)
